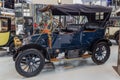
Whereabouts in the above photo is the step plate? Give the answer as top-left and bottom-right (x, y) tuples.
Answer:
(50, 54), (91, 62)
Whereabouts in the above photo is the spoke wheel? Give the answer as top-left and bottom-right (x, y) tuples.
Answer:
(92, 42), (110, 65)
(15, 49), (45, 77)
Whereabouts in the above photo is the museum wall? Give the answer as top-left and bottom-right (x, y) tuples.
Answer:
(31, 0), (73, 4)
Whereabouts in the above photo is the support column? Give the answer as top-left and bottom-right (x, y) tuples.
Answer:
(117, 30), (120, 75)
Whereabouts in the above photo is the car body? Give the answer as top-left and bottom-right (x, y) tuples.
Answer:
(13, 4), (112, 77)
(105, 16), (120, 44)
(0, 17), (22, 53)
(0, 17), (15, 52)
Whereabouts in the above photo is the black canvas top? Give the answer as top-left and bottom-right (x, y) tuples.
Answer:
(110, 16), (120, 19)
(40, 4), (112, 15)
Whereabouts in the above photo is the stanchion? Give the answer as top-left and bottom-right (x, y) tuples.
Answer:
(113, 30), (120, 76)
(117, 30), (120, 75)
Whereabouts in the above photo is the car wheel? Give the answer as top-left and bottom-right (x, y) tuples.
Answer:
(15, 49), (45, 77)
(9, 42), (15, 55)
(115, 34), (119, 45)
(91, 42), (110, 65)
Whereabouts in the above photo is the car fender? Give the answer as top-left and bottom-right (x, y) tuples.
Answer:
(7, 35), (23, 47)
(90, 38), (112, 52)
(13, 44), (49, 61)
(114, 30), (119, 39)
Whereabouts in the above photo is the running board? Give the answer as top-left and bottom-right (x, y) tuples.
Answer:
(50, 54), (91, 62)
(0, 47), (9, 52)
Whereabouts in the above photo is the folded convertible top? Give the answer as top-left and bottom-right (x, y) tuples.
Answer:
(40, 4), (112, 15)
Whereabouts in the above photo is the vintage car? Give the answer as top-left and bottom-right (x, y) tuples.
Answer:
(105, 16), (120, 44)
(13, 4), (112, 77)
(0, 16), (23, 54)
(0, 17), (16, 53)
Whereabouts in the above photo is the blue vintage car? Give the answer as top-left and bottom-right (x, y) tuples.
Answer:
(13, 4), (112, 77)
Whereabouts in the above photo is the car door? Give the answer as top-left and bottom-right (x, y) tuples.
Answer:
(52, 24), (81, 49)
(81, 23), (100, 47)
(0, 18), (11, 46)
(70, 31), (81, 48)
(52, 33), (73, 49)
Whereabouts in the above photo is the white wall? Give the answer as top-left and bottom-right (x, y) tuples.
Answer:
(73, 0), (107, 6)
(30, 0), (107, 6)
(93, 0), (107, 6)
(73, 0), (83, 4)
(32, 0), (73, 4)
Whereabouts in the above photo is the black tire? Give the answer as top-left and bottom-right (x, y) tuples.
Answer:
(115, 34), (119, 45)
(15, 49), (45, 77)
(9, 42), (15, 54)
(91, 42), (110, 65)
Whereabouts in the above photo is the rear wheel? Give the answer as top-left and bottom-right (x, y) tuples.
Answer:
(91, 42), (110, 65)
(15, 49), (45, 77)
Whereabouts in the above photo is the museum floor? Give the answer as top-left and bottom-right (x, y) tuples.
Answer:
(0, 41), (120, 80)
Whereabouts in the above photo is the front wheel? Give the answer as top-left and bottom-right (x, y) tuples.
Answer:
(91, 42), (110, 65)
(15, 49), (45, 77)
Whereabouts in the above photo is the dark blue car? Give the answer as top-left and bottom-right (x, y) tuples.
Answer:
(13, 4), (112, 77)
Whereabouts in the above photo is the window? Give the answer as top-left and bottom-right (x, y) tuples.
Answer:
(23, 4), (31, 16)
(4, 0), (14, 9)
(0, 19), (8, 32)
(64, 16), (88, 24)
(79, 16), (88, 24)
(64, 16), (88, 32)
(15, 4), (23, 17)
(96, 12), (104, 20)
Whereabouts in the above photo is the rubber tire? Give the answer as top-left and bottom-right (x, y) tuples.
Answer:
(91, 42), (110, 65)
(15, 49), (45, 77)
(115, 34), (119, 45)
(9, 42), (15, 55)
